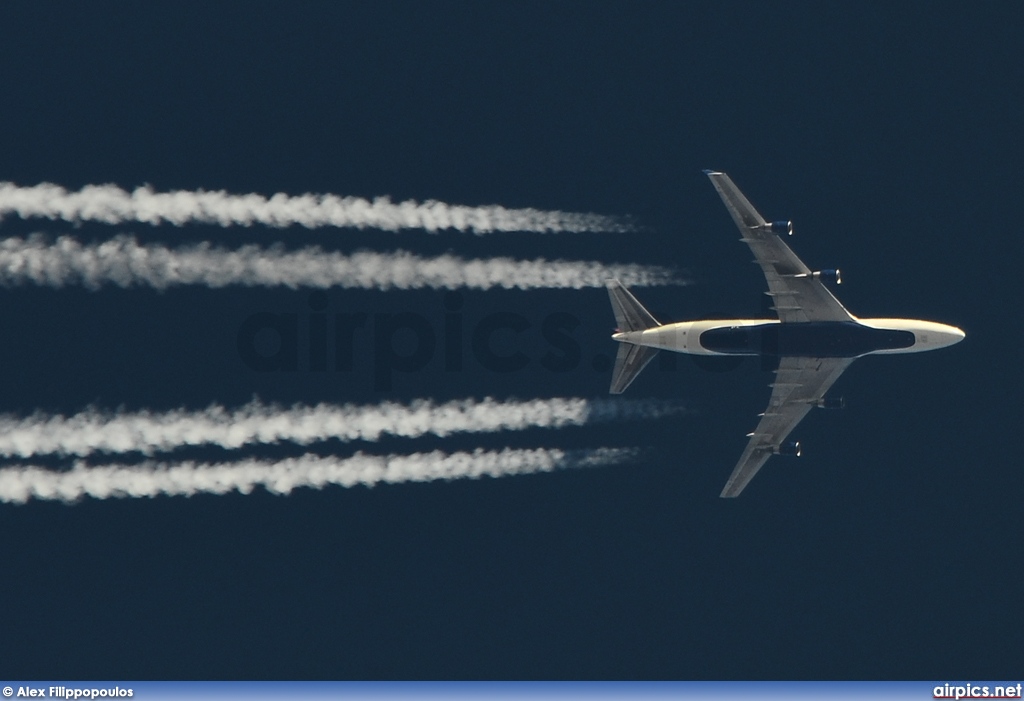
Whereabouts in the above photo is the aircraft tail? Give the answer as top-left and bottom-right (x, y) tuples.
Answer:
(606, 279), (661, 394)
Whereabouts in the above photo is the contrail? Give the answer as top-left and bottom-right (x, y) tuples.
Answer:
(0, 397), (684, 459)
(0, 447), (639, 504)
(0, 235), (681, 290)
(0, 182), (632, 234)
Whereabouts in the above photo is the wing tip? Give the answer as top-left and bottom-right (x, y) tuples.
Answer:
(719, 481), (743, 498)
(703, 169), (723, 176)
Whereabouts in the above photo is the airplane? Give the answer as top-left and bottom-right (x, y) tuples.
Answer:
(607, 170), (965, 497)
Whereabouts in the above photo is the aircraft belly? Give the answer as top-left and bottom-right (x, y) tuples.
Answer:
(638, 326), (691, 353)
(700, 322), (915, 358)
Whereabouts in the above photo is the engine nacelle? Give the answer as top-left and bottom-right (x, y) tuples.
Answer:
(812, 269), (842, 285)
(817, 396), (845, 409)
(769, 220), (793, 236)
(774, 440), (802, 457)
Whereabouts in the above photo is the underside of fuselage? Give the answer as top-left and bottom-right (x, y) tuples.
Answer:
(613, 317), (961, 359)
(699, 320), (914, 357)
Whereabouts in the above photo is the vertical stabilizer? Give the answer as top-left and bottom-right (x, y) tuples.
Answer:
(606, 279), (661, 394)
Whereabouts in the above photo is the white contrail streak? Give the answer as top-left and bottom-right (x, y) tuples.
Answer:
(0, 447), (639, 504)
(0, 397), (683, 460)
(0, 235), (680, 290)
(0, 182), (632, 234)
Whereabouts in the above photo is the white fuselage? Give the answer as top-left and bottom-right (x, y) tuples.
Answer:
(613, 317), (965, 357)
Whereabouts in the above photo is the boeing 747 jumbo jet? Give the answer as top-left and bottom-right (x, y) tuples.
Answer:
(607, 171), (964, 497)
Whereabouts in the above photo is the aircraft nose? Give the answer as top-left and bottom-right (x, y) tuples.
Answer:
(942, 324), (966, 347)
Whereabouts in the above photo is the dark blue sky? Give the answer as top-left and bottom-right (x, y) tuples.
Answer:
(0, 2), (1019, 679)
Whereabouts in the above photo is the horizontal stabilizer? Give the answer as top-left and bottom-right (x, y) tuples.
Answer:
(606, 279), (660, 332)
(606, 279), (661, 394)
(609, 342), (659, 394)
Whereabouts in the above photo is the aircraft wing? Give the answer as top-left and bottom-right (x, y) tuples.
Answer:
(704, 171), (853, 323)
(720, 355), (853, 497)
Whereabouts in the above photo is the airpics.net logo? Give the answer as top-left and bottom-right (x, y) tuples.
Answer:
(233, 291), (752, 391)
(934, 683), (1023, 699)
(3, 689), (132, 699)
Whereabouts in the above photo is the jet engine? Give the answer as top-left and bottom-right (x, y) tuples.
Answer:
(769, 220), (793, 235)
(774, 440), (802, 456)
(812, 269), (842, 285)
(817, 396), (845, 409)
